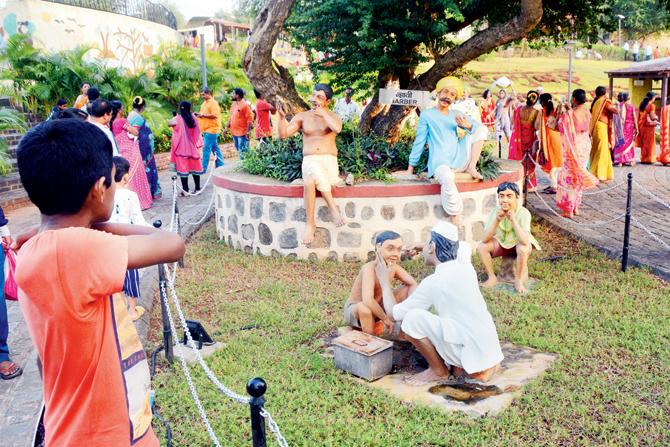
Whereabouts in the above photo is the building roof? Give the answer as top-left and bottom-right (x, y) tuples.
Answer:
(607, 58), (670, 78)
(184, 16), (250, 30)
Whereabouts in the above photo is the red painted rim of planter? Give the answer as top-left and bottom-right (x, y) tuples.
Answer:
(213, 164), (523, 198)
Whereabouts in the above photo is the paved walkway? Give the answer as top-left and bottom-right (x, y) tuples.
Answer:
(527, 157), (670, 281)
(0, 164), (223, 446)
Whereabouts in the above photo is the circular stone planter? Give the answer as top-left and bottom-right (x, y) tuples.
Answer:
(213, 160), (523, 262)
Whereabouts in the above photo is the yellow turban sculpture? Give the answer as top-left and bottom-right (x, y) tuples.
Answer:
(435, 76), (465, 100)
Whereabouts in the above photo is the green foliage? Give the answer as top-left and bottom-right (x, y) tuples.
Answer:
(153, 124), (173, 154)
(152, 222), (670, 446)
(288, 0), (616, 92)
(0, 108), (27, 175)
(612, 0), (670, 39)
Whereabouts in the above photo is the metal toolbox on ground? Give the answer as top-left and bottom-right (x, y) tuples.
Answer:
(333, 330), (393, 381)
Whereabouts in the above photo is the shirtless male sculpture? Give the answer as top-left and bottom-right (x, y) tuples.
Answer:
(278, 84), (344, 244)
(343, 231), (417, 336)
(477, 182), (541, 293)
(380, 221), (504, 385)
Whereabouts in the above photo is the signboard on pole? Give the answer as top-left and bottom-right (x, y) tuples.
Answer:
(379, 88), (434, 108)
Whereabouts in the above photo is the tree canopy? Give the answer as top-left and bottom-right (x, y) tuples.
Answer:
(287, 0), (615, 93)
(612, 0), (670, 40)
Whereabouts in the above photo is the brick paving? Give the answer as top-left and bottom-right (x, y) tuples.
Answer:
(528, 156), (670, 281)
(0, 162), (228, 446)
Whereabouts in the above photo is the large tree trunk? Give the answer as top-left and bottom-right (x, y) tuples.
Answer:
(361, 0), (544, 140)
(243, 0), (309, 117)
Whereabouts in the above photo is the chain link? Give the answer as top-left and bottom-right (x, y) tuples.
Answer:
(159, 281), (223, 447)
(530, 188), (626, 227)
(260, 409), (289, 447)
(180, 191), (216, 226)
(174, 153), (225, 197)
(631, 216), (670, 250)
(632, 180), (670, 211)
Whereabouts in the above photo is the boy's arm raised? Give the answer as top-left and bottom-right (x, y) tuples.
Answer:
(93, 222), (185, 269)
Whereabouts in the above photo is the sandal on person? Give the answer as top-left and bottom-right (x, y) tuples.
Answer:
(132, 306), (146, 322)
(0, 361), (23, 380)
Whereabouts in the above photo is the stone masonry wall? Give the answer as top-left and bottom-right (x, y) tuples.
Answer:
(214, 182), (520, 262)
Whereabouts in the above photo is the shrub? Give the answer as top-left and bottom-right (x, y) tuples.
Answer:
(241, 123), (500, 183)
(153, 124), (172, 154)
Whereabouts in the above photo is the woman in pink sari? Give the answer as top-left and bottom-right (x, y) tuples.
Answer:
(168, 101), (203, 195)
(556, 89), (599, 218)
(612, 92), (638, 166)
(109, 101), (153, 210)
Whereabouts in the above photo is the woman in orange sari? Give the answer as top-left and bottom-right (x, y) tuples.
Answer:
(509, 91), (541, 191)
(659, 103), (670, 165)
(589, 86), (618, 181)
(539, 93), (563, 194)
(556, 89), (599, 218)
(479, 89), (496, 132)
(637, 92), (660, 164)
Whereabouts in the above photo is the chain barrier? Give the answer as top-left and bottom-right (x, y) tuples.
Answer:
(174, 153), (226, 197)
(521, 152), (626, 196)
(632, 180), (670, 211)
(260, 409), (289, 447)
(180, 191), (216, 226)
(631, 216), (670, 250)
(159, 280), (224, 447)
(530, 188), (627, 227)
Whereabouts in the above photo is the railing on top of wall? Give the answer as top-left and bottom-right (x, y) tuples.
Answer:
(43, 0), (177, 30)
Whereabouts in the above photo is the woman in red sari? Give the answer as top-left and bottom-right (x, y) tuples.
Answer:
(637, 92), (660, 164)
(509, 91), (541, 191)
(109, 101), (153, 210)
(479, 89), (496, 132)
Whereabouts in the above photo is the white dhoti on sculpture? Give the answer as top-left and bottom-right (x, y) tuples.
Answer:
(433, 164), (463, 216)
(392, 227), (504, 374)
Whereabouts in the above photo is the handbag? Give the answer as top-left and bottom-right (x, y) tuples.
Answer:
(3, 244), (18, 301)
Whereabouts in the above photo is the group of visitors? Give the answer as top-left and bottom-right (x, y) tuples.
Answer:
(622, 41), (670, 62)
(502, 85), (670, 219)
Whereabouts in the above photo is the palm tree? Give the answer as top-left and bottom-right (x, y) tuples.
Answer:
(0, 108), (26, 176)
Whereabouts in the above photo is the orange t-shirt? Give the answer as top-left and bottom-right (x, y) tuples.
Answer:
(229, 100), (253, 137)
(16, 228), (158, 447)
(198, 97), (222, 134)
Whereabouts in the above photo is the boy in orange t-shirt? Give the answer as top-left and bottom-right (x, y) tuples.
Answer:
(14, 119), (185, 447)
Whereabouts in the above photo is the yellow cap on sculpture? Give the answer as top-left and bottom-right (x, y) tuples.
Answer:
(435, 76), (464, 99)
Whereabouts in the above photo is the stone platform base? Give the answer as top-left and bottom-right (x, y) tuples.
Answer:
(367, 343), (556, 418)
(214, 160), (524, 262)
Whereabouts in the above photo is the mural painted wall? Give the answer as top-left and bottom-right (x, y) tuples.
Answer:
(0, 0), (179, 72)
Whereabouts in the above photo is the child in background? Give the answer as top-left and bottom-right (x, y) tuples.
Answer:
(14, 119), (184, 447)
(109, 156), (151, 321)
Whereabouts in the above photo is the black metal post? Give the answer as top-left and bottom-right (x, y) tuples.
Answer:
(153, 219), (174, 364)
(247, 377), (267, 447)
(621, 173), (633, 272)
(172, 176), (185, 268)
(523, 145), (530, 205)
(498, 134), (502, 158)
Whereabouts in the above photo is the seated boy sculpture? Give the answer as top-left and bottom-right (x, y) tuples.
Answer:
(343, 231), (417, 336)
(477, 182), (541, 293)
(14, 119), (185, 446)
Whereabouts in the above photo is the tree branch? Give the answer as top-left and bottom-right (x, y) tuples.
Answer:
(243, 0), (309, 116)
(416, 0), (543, 90)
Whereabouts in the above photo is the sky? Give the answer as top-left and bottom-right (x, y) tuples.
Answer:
(174, 0), (233, 22)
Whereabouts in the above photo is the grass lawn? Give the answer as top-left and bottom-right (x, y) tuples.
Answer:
(148, 221), (669, 446)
